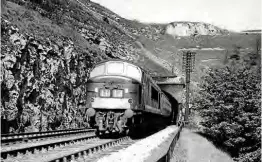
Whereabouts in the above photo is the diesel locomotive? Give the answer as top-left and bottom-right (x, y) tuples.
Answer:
(85, 59), (178, 136)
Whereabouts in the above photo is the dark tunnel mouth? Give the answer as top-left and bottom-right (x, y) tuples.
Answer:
(162, 90), (179, 124)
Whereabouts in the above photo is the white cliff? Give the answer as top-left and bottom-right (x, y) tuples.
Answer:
(165, 22), (228, 37)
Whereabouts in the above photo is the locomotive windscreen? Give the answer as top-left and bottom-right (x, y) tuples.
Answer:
(89, 61), (142, 83)
(107, 62), (124, 74)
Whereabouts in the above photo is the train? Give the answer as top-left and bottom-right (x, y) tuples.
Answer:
(84, 59), (179, 137)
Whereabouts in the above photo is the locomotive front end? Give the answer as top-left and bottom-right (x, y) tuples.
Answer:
(85, 60), (142, 135)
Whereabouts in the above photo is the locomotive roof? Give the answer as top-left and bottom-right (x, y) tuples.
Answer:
(93, 59), (147, 73)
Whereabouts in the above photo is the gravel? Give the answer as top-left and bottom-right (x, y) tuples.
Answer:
(171, 129), (234, 162)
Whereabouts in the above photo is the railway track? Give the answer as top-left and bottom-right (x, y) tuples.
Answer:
(1, 130), (96, 159)
(2, 135), (135, 162)
(1, 128), (95, 146)
(1, 126), (182, 162)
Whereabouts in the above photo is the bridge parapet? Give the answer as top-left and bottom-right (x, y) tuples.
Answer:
(97, 125), (182, 162)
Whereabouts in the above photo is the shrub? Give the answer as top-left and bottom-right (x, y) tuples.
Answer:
(193, 53), (261, 161)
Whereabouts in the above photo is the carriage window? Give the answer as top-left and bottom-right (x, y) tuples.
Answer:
(151, 86), (159, 109)
(107, 62), (124, 74)
(151, 86), (158, 101)
(90, 64), (105, 78)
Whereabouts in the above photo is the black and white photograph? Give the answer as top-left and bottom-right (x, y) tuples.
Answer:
(0, 0), (261, 161)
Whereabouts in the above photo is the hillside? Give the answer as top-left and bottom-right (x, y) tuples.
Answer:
(82, 1), (260, 78)
(1, 0), (260, 134)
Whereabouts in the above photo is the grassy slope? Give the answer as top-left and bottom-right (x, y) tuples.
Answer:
(3, 0), (173, 76)
(74, 0), (173, 76)
(123, 18), (261, 81)
(77, 0), (261, 79)
(139, 33), (260, 81)
(172, 129), (234, 162)
(2, 0), (107, 61)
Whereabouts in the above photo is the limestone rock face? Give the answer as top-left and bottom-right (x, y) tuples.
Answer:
(165, 22), (228, 37)
(1, 19), (93, 133)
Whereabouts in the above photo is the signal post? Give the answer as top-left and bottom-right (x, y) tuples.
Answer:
(182, 51), (196, 123)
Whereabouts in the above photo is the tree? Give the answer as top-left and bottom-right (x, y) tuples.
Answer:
(251, 35), (261, 68)
(193, 54), (261, 161)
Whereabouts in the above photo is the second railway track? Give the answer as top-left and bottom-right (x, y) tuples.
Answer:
(1, 128), (95, 145)
(1, 129), (96, 160)
(2, 135), (135, 162)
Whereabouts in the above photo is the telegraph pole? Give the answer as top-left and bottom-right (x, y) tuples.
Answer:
(182, 51), (196, 123)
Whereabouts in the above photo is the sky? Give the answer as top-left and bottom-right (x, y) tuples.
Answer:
(91, 0), (261, 32)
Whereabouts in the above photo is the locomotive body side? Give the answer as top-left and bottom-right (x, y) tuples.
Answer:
(142, 73), (172, 117)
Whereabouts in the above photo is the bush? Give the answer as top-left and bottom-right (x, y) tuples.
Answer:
(193, 53), (261, 161)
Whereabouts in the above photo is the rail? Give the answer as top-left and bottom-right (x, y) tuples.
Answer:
(1, 128), (94, 144)
(1, 133), (97, 159)
(1, 128), (90, 138)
